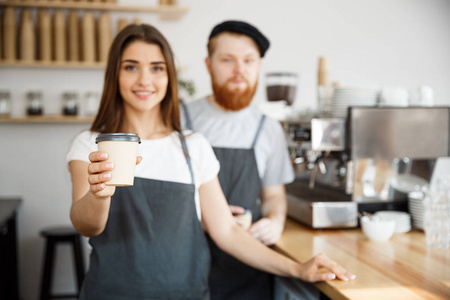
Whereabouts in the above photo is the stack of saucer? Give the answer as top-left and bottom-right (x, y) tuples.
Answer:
(331, 87), (379, 118)
(257, 101), (291, 121)
(374, 211), (412, 233)
(408, 191), (425, 229)
(378, 87), (409, 107)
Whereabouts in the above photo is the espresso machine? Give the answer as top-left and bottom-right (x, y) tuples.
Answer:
(284, 106), (450, 229)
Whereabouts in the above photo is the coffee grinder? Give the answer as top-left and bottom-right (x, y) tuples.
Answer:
(265, 72), (298, 106)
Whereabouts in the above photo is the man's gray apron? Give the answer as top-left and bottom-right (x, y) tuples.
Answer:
(183, 104), (273, 300)
(79, 133), (211, 300)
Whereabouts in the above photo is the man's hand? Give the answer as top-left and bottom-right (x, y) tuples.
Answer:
(249, 217), (283, 245)
(256, 185), (287, 245)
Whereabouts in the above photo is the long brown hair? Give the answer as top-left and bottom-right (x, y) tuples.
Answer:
(91, 24), (181, 133)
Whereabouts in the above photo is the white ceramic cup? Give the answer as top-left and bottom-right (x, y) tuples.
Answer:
(96, 133), (141, 186)
(361, 216), (396, 242)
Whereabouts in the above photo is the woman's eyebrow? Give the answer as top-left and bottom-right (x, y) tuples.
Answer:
(121, 59), (166, 65)
(121, 59), (139, 64)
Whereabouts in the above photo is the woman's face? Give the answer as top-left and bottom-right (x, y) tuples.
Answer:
(119, 41), (169, 115)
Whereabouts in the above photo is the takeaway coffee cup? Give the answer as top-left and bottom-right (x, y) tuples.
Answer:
(233, 209), (252, 230)
(95, 133), (141, 186)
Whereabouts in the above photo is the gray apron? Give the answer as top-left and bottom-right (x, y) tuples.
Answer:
(79, 133), (211, 300)
(183, 104), (273, 300)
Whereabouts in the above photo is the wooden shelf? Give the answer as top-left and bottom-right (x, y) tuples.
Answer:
(0, 1), (189, 14)
(0, 60), (105, 69)
(0, 60), (187, 70)
(0, 115), (94, 124)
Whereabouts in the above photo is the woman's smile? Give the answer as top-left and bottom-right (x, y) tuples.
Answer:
(133, 89), (154, 100)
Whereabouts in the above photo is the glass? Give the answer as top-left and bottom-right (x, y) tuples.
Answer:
(0, 90), (12, 117)
(84, 92), (100, 116)
(423, 176), (450, 249)
(317, 85), (333, 117)
(26, 91), (43, 115)
(62, 92), (79, 116)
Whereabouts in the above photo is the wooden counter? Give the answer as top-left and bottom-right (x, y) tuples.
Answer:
(274, 219), (450, 300)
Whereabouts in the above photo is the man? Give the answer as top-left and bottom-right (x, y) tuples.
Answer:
(181, 20), (295, 300)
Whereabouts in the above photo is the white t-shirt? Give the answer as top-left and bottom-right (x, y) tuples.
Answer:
(181, 98), (294, 187)
(66, 130), (220, 220)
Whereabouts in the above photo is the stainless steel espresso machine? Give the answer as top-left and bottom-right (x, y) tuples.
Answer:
(284, 106), (450, 229)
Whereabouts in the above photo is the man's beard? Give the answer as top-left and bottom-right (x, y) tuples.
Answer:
(211, 75), (258, 111)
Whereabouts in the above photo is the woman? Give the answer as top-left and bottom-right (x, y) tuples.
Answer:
(67, 24), (355, 299)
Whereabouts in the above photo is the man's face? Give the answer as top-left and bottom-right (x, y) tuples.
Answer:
(206, 33), (262, 111)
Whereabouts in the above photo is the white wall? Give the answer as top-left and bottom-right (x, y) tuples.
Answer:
(1, 0), (450, 299)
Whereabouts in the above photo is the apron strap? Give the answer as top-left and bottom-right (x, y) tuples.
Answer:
(251, 115), (266, 148)
(180, 100), (193, 130)
(178, 132), (195, 185)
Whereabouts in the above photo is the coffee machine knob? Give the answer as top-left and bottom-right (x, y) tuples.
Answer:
(293, 127), (311, 141)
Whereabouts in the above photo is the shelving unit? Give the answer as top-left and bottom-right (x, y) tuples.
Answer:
(0, 1), (189, 123)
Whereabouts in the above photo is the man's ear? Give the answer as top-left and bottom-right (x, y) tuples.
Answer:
(257, 57), (263, 68)
(205, 56), (212, 74)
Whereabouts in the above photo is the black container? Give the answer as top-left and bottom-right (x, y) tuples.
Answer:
(62, 92), (78, 116)
(26, 91), (43, 116)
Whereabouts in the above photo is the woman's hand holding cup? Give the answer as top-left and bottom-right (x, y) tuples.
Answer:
(88, 151), (116, 197)
(88, 151), (143, 197)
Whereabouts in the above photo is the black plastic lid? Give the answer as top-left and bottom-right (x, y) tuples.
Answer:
(95, 133), (141, 143)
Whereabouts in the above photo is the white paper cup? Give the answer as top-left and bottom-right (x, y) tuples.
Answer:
(234, 209), (252, 230)
(96, 133), (141, 186)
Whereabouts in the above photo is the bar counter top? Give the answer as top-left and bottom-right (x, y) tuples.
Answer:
(274, 219), (450, 300)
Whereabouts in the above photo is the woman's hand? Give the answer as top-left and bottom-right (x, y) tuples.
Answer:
(297, 253), (356, 282)
(87, 152), (142, 198)
(88, 151), (116, 197)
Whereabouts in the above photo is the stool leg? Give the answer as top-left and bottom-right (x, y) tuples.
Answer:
(40, 238), (55, 300)
(73, 235), (85, 291)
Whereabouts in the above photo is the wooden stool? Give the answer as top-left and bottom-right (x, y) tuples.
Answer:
(39, 226), (85, 300)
